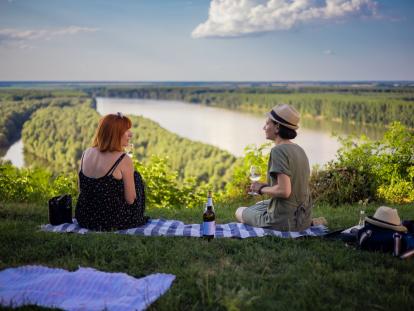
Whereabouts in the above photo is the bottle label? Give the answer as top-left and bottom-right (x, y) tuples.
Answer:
(207, 198), (213, 207)
(203, 221), (215, 236)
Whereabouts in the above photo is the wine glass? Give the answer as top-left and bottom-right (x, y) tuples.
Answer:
(125, 143), (134, 158)
(248, 165), (261, 195)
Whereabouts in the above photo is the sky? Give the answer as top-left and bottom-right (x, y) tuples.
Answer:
(0, 0), (413, 81)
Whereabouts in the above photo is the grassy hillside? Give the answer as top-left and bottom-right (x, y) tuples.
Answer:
(0, 202), (413, 310)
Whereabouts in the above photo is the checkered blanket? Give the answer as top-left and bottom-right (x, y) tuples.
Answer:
(41, 219), (327, 238)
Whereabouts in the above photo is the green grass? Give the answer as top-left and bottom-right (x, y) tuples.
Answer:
(1, 201), (414, 310)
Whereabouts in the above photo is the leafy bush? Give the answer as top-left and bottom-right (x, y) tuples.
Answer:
(134, 156), (211, 209)
(0, 162), (78, 203)
(310, 122), (414, 205)
(310, 165), (375, 205)
(373, 123), (414, 203)
(0, 157), (212, 209)
(377, 179), (414, 204)
(224, 144), (269, 199)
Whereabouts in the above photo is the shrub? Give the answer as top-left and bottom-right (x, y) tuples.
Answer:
(134, 156), (211, 209)
(224, 144), (269, 199)
(0, 162), (77, 203)
(0, 157), (212, 209)
(310, 164), (375, 205)
(310, 122), (414, 205)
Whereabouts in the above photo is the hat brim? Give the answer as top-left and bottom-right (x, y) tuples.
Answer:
(266, 112), (299, 130)
(365, 216), (408, 233)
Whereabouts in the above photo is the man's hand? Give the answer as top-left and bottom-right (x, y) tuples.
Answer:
(250, 181), (267, 194)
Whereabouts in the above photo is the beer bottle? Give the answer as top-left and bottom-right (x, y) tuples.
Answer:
(202, 190), (215, 240)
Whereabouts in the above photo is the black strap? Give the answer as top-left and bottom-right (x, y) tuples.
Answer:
(270, 110), (295, 127)
(104, 153), (127, 176)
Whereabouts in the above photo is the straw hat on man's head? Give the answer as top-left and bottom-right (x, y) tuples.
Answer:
(365, 206), (407, 233)
(267, 104), (300, 130)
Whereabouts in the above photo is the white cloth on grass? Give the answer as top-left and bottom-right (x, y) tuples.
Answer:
(0, 265), (175, 311)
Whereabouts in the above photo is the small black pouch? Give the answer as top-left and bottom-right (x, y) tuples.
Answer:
(322, 227), (358, 244)
(48, 194), (73, 225)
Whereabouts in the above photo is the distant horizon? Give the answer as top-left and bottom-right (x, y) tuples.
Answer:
(1, 80), (414, 83)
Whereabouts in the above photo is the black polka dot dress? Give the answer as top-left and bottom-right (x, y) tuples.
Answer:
(75, 153), (147, 231)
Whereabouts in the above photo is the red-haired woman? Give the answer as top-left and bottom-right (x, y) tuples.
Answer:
(75, 112), (147, 231)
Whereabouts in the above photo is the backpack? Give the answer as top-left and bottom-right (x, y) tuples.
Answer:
(357, 221), (414, 258)
(49, 194), (73, 225)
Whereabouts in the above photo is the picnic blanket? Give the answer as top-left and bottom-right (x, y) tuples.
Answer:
(41, 218), (328, 238)
(0, 265), (175, 311)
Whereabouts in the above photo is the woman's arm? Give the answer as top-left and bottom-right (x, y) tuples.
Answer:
(121, 156), (137, 204)
(251, 173), (291, 199)
(77, 150), (86, 193)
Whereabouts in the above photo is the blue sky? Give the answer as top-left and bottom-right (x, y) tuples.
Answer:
(0, 0), (413, 81)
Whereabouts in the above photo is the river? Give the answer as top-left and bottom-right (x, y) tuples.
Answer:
(2, 97), (386, 168)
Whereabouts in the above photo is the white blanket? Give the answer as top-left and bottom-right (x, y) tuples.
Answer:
(0, 265), (175, 311)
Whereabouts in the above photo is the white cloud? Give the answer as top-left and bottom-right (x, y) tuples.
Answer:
(0, 26), (99, 48)
(192, 0), (378, 38)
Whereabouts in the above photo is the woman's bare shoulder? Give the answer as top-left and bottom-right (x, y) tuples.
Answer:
(121, 154), (134, 168)
(84, 147), (96, 156)
(114, 154), (132, 175)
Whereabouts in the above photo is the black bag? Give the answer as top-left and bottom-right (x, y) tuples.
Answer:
(48, 194), (73, 225)
(357, 222), (414, 258)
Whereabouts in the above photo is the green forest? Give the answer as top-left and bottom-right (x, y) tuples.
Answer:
(0, 89), (89, 153)
(1, 86), (413, 207)
(87, 86), (414, 128)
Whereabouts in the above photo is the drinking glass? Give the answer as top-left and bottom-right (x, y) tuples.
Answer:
(248, 165), (261, 195)
(125, 143), (134, 157)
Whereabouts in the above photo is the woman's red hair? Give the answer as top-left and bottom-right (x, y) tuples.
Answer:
(92, 114), (132, 152)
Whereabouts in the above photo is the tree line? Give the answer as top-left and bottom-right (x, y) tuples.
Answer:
(86, 86), (414, 128)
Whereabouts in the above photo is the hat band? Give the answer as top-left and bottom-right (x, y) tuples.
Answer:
(270, 110), (296, 127)
(370, 216), (400, 227)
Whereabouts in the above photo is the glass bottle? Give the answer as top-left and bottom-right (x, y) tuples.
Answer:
(358, 210), (365, 227)
(202, 191), (215, 240)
